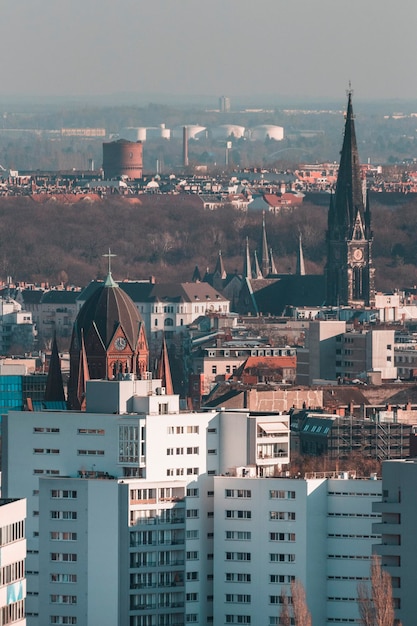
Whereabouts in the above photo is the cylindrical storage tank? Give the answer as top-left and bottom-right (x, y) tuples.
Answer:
(119, 127), (147, 142)
(171, 125), (207, 140)
(102, 140), (143, 179)
(250, 125), (284, 141)
(211, 124), (245, 140)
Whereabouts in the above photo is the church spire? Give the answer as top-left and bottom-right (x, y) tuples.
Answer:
(253, 250), (263, 279)
(296, 233), (306, 276)
(156, 335), (174, 395)
(242, 237), (252, 279)
(44, 333), (65, 403)
(76, 330), (90, 411)
(214, 250), (227, 280)
(269, 248), (278, 275)
(332, 88), (365, 238)
(260, 211), (269, 276)
(325, 89), (375, 307)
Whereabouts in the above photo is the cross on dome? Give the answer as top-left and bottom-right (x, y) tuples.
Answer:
(103, 248), (118, 287)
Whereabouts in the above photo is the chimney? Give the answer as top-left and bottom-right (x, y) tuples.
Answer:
(183, 126), (189, 168)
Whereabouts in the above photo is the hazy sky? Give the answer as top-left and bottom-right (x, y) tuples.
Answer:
(1, 0), (416, 102)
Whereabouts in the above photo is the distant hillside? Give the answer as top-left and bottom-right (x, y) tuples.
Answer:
(2, 194), (417, 292)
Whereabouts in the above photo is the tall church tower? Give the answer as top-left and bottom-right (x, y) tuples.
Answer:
(325, 90), (375, 307)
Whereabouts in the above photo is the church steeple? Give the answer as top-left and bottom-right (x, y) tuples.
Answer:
(296, 233), (306, 276)
(253, 250), (263, 279)
(156, 335), (174, 396)
(242, 237), (252, 279)
(260, 212), (269, 276)
(214, 250), (227, 280)
(325, 90), (375, 307)
(44, 333), (65, 403)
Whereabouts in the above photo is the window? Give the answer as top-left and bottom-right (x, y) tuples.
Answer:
(211, 366), (217, 375)
(186, 530), (199, 540)
(186, 593), (198, 602)
(186, 510), (199, 519)
(208, 449), (217, 455)
(187, 426), (199, 434)
(270, 574), (295, 584)
(269, 553), (295, 563)
(226, 510), (252, 519)
(50, 511), (77, 520)
(187, 447), (199, 454)
(50, 553), (77, 562)
(186, 551), (198, 560)
(119, 425), (138, 463)
(50, 595), (77, 604)
(34, 427), (59, 434)
(186, 572), (198, 581)
(77, 428), (104, 435)
(270, 511), (296, 521)
(50, 532), (77, 541)
(226, 594), (251, 603)
(33, 448), (59, 454)
(51, 490), (77, 499)
(186, 488), (199, 497)
(50, 573), (77, 583)
(226, 552), (251, 561)
(227, 489), (251, 498)
(226, 531), (251, 540)
(226, 573), (251, 582)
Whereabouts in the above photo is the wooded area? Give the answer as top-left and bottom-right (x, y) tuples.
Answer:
(2, 194), (417, 290)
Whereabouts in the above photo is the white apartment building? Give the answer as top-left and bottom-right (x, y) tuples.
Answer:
(2, 375), (290, 625)
(0, 498), (27, 626)
(1, 363), (384, 625)
(213, 474), (381, 625)
(373, 459), (417, 626)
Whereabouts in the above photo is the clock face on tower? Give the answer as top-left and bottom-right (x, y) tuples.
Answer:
(353, 248), (363, 261)
(114, 337), (127, 351)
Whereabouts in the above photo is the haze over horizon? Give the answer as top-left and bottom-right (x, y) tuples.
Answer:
(1, 0), (416, 104)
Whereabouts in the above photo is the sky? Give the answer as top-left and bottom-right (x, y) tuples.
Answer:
(1, 0), (417, 103)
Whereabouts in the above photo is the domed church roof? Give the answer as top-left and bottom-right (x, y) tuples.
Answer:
(73, 275), (143, 350)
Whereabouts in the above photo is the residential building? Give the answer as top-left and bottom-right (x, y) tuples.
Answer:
(0, 498), (27, 626)
(373, 459), (417, 626)
(297, 322), (397, 385)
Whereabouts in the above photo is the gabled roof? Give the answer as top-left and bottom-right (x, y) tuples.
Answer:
(21, 289), (45, 305)
(41, 290), (79, 305)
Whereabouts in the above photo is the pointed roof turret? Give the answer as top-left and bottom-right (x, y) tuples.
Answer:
(260, 211), (269, 276)
(156, 335), (174, 395)
(332, 89), (365, 238)
(269, 248), (278, 275)
(253, 250), (263, 279)
(214, 250), (227, 280)
(44, 333), (65, 403)
(296, 233), (306, 276)
(192, 265), (202, 283)
(242, 237), (252, 279)
(76, 330), (90, 411)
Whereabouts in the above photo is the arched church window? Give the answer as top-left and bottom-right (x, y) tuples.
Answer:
(164, 318), (174, 327)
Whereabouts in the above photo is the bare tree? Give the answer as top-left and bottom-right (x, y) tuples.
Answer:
(357, 554), (395, 626)
(291, 579), (312, 626)
(279, 586), (291, 626)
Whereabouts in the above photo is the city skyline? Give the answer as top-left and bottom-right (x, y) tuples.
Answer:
(1, 0), (417, 102)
